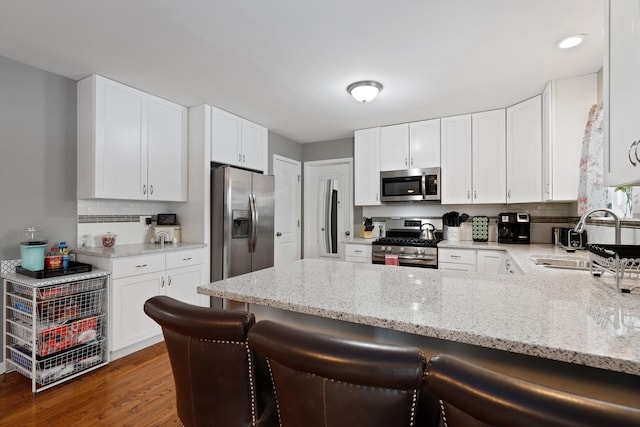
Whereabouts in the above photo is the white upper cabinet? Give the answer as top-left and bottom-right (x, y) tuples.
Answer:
(354, 128), (381, 206)
(241, 119), (268, 172)
(605, 0), (640, 186)
(380, 123), (410, 171)
(147, 96), (188, 201)
(409, 119), (441, 169)
(506, 96), (542, 203)
(472, 109), (506, 204)
(379, 121), (440, 171)
(441, 111), (505, 205)
(542, 74), (597, 201)
(211, 106), (267, 173)
(77, 75), (187, 201)
(441, 114), (472, 204)
(210, 107), (241, 166)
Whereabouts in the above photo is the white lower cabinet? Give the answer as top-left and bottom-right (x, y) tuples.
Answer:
(439, 248), (511, 274)
(112, 271), (164, 352)
(344, 243), (372, 263)
(78, 247), (208, 359)
(476, 250), (505, 274)
(438, 248), (477, 272)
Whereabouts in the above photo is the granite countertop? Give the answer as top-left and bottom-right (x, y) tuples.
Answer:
(198, 244), (640, 376)
(74, 242), (206, 258)
(2, 268), (110, 287)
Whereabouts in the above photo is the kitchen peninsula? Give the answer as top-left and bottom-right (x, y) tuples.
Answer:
(198, 245), (640, 408)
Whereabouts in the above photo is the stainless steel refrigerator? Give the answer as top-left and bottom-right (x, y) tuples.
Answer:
(211, 165), (275, 284)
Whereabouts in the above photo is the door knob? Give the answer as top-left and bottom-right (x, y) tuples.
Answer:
(276, 232), (282, 237)
(345, 231), (350, 236)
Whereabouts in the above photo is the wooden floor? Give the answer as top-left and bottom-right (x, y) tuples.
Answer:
(0, 342), (181, 427)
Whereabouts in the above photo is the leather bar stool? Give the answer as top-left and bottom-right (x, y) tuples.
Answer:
(144, 296), (276, 427)
(425, 354), (640, 427)
(248, 320), (438, 427)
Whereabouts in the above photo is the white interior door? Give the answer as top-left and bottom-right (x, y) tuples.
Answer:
(273, 155), (301, 267)
(303, 158), (353, 260)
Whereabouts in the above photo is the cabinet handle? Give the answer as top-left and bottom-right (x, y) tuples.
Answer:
(450, 255), (461, 259)
(376, 193), (378, 201)
(354, 249), (363, 253)
(182, 257), (192, 261)
(150, 185), (154, 195)
(508, 189), (511, 199)
(546, 183), (550, 194)
(405, 157), (408, 166)
(474, 190), (477, 199)
(629, 141), (638, 166)
(635, 140), (640, 164)
(467, 190), (470, 200)
(410, 157), (414, 166)
(135, 264), (148, 268)
(238, 153), (242, 162)
(143, 184), (147, 195)
(161, 277), (165, 288)
(276, 232), (282, 237)
(167, 276), (172, 287)
(243, 154), (246, 163)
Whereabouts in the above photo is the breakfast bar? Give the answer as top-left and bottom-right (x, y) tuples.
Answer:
(198, 247), (640, 407)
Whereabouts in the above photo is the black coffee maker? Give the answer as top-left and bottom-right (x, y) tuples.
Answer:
(498, 212), (530, 244)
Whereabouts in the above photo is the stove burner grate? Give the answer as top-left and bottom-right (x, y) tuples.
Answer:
(373, 237), (442, 247)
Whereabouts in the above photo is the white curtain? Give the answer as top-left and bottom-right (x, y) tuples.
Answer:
(577, 104), (608, 215)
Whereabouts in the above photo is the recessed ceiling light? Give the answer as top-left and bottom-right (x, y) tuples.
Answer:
(347, 81), (383, 103)
(555, 34), (588, 49)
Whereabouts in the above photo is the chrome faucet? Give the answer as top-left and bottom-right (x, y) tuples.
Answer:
(156, 231), (170, 249)
(574, 208), (621, 245)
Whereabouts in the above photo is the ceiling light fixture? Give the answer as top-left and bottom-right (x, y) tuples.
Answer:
(555, 34), (588, 49)
(347, 80), (383, 102)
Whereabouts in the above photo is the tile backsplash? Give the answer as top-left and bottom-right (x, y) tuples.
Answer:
(77, 199), (178, 247)
(361, 201), (577, 243)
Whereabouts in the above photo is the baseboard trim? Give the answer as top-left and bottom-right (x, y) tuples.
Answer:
(110, 335), (164, 361)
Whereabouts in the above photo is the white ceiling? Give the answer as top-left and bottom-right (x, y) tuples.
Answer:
(0, 0), (604, 143)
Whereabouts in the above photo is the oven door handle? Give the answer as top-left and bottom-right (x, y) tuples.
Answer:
(373, 254), (436, 261)
(421, 172), (427, 200)
(396, 255), (436, 261)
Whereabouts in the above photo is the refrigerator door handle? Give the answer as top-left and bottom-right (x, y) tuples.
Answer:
(250, 193), (258, 253)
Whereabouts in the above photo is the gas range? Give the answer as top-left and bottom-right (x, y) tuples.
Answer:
(371, 219), (442, 269)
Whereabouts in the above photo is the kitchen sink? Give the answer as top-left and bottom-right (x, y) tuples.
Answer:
(531, 257), (591, 270)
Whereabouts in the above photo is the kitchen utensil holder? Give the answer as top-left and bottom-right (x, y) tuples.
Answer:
(587, 244), (640, 293)
(446, 226), (460, 242)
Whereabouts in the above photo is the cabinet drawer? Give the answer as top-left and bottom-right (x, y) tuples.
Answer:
(438, 248), (476, 265)
(345, 244), (372, 258)
(439, 262), (476, 272)
(345, 256), (372, 263)
(166, 248), (206, 269)
(111, 254), (165, 279)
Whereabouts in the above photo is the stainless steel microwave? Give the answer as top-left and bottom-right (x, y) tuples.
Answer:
(380, 168), (441, 202)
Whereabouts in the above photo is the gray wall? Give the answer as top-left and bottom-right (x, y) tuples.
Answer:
(267, 131), (303, 173)
(302, 137), (353, 161)
(0, 55), (77, 258)
(0, 55), (77, 364)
